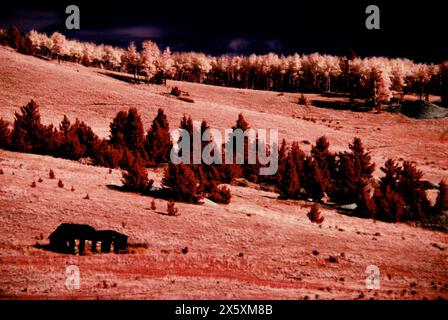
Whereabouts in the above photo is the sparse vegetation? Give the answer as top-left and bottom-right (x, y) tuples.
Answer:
(167, 200), (179, 216)
(49, 169), (55, 179)
(307, 204), (324, 224)
(150, 199), (156, 210)
(57, 179), (64, 188)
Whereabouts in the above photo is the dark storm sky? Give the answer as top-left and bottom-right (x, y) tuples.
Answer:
(0, 0), (447, 63)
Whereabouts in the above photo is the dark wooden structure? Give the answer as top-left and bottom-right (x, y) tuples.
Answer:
(48, 223), (128, 255)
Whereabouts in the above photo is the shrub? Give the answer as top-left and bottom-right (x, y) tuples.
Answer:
(434, 180), (448, 215)
(71, 186), (75, 192)
(167, 200), (179, 216)
(49, 169), (55, 179)
(84, 194), (90, 200)
(298, 93), (308, 105)
(31, 181), (36, 188)
(0, 169), (4, 174)
(208, 185), (232, 204)
(170, 86), (182, 97)
(37, 177), (43, 182)
(150, 199), (156, 210)
(307, 204), (324, 224)
(58, 179), (64, 188)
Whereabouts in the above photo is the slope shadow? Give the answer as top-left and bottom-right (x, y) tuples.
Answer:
(311, 99), (372, 112)
(99, 71), (142, 84)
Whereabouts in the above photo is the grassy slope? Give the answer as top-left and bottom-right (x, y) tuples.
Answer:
(0, 47), (447, 299)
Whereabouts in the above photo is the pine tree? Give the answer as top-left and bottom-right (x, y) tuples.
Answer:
(146, 108), (172, 164)
(355, 186), (376, 218)
(329, 152), (357, 204)
(329, 138), (375, 205)
(109, 110), (128, 148)
(109, 108), (146, 160)
(373, 186), (405, 222)
(378, 159), (401, 194)
(162, 163), (203, 203)
(122, 157), (149, 192)
(398, 161), (430, 220)
(277, 145), (301, 199)
(125, 108), (147, 159)
(56, 115), (85, 160)
(302, 156), (325, 201)
(7, 25), (21, 50)
(12, 100), (45, 153)
(310, 136), (333, 193)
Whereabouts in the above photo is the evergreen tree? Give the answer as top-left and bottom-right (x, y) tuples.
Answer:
(398, 161), (430, 219)
(162, 163), (203, 203)
(146, 108), (172, 164)
(122, 157), (149, 192)
(11, 100), (45, 153)
(0, 118), (11, 149)
(302, 156), (325, 201)
(373, 186), (405, 222)
(310, 136), (334, 193)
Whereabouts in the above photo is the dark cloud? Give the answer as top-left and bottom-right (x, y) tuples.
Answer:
(0, 0), (446, 62)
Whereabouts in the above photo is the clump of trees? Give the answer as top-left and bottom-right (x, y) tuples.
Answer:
(1, 26), (445, 103)
(1, 99), (445, 220)
(0, 99), (239, 205)
(276, 135), (445, 223)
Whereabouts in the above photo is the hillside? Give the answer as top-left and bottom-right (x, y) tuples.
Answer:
(0, 46), (447, 299)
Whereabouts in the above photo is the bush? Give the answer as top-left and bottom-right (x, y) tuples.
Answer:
(170, 86), (182, 97)
(208, 185), (231, 204)
(31, 181), (36, 188)
(434, 180), (448, 215)
(298, 93), (308, 106)
(307, 204), (324, 224)
(49, 169), (55, 179)
(167, 200), (179, 216)
(150, 199), (156, 210)
(58, 179), (64, 188)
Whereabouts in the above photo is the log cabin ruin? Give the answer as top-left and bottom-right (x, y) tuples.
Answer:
(49, 223), (128, 255)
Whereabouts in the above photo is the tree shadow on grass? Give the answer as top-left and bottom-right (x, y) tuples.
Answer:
(98, 71), (142, 84)
(311, 99), (372, 112)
